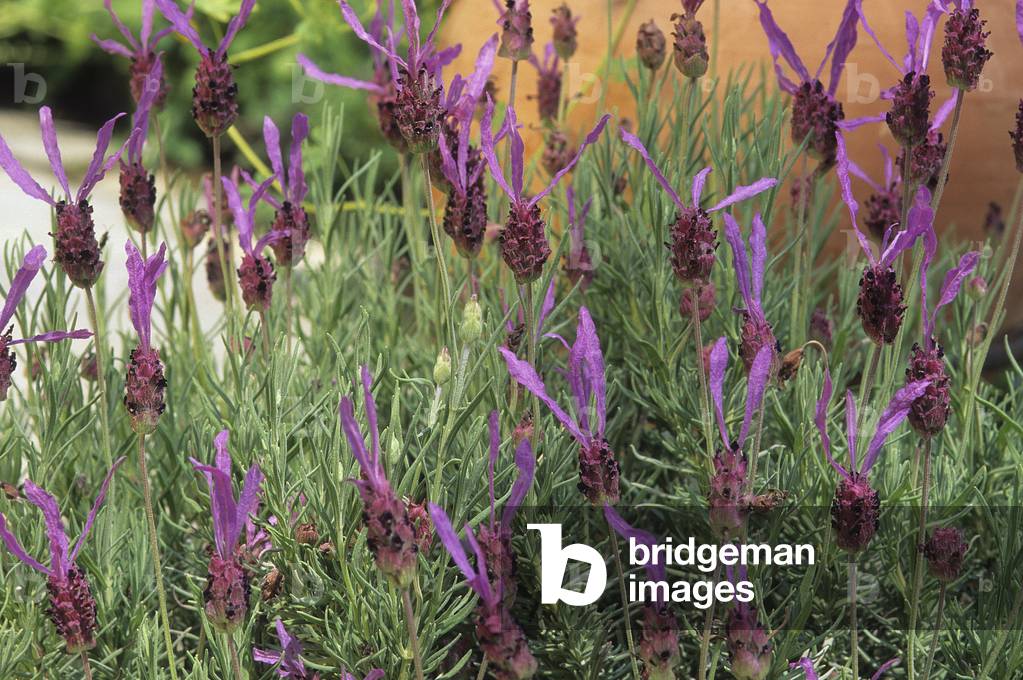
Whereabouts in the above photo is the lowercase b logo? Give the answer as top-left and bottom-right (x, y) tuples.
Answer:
(528, 524), (607, 606)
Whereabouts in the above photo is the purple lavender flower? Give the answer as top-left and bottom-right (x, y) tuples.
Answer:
(528, 44), (562, 122)
(0, 245), (92, 401)
(254, 114), (311, 267)
(604, 507), (679, 680)
(707, 338), (773, 539)
(723, 213), (779, 373)
(906, 220), (980, 437)
(835, 132), (925, 345)
(791, 656), (900, 680)
(754, 0), (858, 166)
(119, 60), (163, 235)
(436, 37), (500, 258)
(429, 502), (538, 679)
(253, 618), (312, 678)
(478, 411), (536, 606)
(550, 4), (579, 60)
(92, 0), (179, 106)
(924, 526), (967, 582)
(190, 430), (264, 632)
(856, 0), (948, 148)
(495, 0), (535, 62)
(637, 20), (667, 71)
(815, 364), (931, 552)
(620, 128), (777, 286)
(942, 4), (992, 91)
(342, 671), (385, 680)
(500, 307), (619, 504)
(222, 173), (281, 312)
(123, 240), (169, 434)
(311, 0), (460, 154)
(809, 308), (834, 347)
(725, 602), (771, 680)
(671, 3), (709, 80)
(156, 0), (256, 138)
(481, 101), (609, 284)
(340, 366), (420, 588)
(540, 129), (573, 178)
(0, 108), (126, 288)
(563, 185), (594, 289)
(0, 458), (124, 653)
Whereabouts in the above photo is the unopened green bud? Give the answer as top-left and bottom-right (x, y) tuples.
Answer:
(460, 295), (483, 344)
(433, 348), (452, 385)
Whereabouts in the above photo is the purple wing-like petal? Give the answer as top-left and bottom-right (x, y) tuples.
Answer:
(125, 240), (167, 349)
(871, 658), (901, 680)
(288, 113), (309, 204)
(926, 251), (980, 340)
(691, 167), (712, 208)
(723, 213), (753, 308)
(191, 460), (237, 558)
(826, 0), (860, 96)
(499, 347), (586, 443)
(815, 364), (851, 481)
(77, 112), (127, 203)
(753, 0), (811, 92)
(338, 0), (403, 68)
(229, 463), (264, 551)
(481, 97), (513, 199)
(296, 54), (385, 94)
(105, 0), (140, 50)
(454, 34), (499, 120)
(790, 658), (820, 680)
(707, 177), (777, 213)
(364, 671), (385, 680)
(140, 0), (156, 48)
(1017, 0), (1023, 47)
(429, 503), (493, 603)
(221, 175), (252, 252)
(340, 396), (381, 490)
(603, 505), (664, 585)
(835, 131), (875, 263)
(845, 390), (858, 472)
(155, 0), (206, 53)
(214, 429), (232, 478)
(932, 93), (957, 131)
(571, 307), (607, 438)
(855, 0), (901, 72)
(508, 107), (525, 199)
(9, 329), (92, 346)
(91, 36), (135, 58)
(263, 117), (285, 192)
(0, 133), (54, 206)
(70, 456), (126, 562)
(751, 213), (767, 307)
(252, 647), (282, 666)
(0, 513), (49, 574)
(860, 380), (932, 474)
(22, 479), (70, 577)
(217, 0), (257, 58)
(709, 337), (730, 448)
(739, 345), (772, 447)
(619, 128), (684, 211)
(38, 108), (71, 199)
(502, 439), (535, 529)
(0, 245), (46, 331)
(360, 365), (381, 470)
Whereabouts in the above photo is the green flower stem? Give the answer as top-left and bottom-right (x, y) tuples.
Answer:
(691, 287), (715, 478)
(920, 582), (946, 680)
(84, 287), (113, 474)
(211, 135), (237, 327)
(697, 563), (721, 680)
(849, 557), (859, 680)
(402, 588), (426, 680)
(421, 155), (454, 347)
(907, 437), (933, 680)
(928, 89), (964, 216)
(138, 432), (180, 680)
(608, 524), (641, 680)
(227, 635), (244, 680)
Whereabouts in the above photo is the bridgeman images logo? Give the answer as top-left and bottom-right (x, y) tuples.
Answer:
(528, 523), (816, 609)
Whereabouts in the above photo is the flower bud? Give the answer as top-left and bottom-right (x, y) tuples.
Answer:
(578, 438), (620, 505)
(924, 527), (967, 583)
(54, 201), (104, 289)
(906, 343), (951, 438)
(394, 66), (445, 154)
(778, 348), (804, 384)
(831, 475), (880, 553)
(637, 20), (667, 71)
(205, 237), (231, 302)
(46, 566), (98, 654)
(550, 4), (578, 60)
(726, 603), (772, 680)
(671, 13), (709, 79)
(639, 604), (679, 680)
(181, 209), (212, 250)
(968, 276), (987, 300)
(809, 308), (834, 347)
(709, 447), (748, 540)
(941, 8), (992, 91)
(203, 552), (251, 632)
(498, 0), (535, 61)
(119, 161), (157, 234)
(124, 345), (166, 435)
(541, 130), (573, 176)
(501, 202), (551, 284)
(192, 52), (238, 138)
(668, 207), (717, 285)
(434, 347), (452, 385)
(791, 80), (844, 166)
(857, 264), (906, 346)
(295, 522), (320, 546)
(865, 185), (902, 241)
(460, 296), (484, 344)
(886, 73), (933, 149)
(238, 253), (276, 312)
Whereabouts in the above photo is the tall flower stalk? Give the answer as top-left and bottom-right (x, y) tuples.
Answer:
(0, 459), (124, 679)
(124, 239), (179, 677)
(157, 0), (257, 322)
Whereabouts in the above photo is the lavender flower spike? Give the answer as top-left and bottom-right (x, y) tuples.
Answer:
(482, 99), (609, 283)
(340, 366), (420, 588)
(254, 618), (323, 679)
(528, 43), (561, 122)
(0, 245), (92, 401)
(501, 306), (620, 504)
(723, 213), (778, 373)
(815, 362), (930, 552)
(92, 0), (181, 106)
(0, 107), (127, 288)
(190, 429), (264, 632)
(836, 130), (925, 345)
(257, 113), (312, 267)
(620, 127), (776, 285)
(707, 338), (773, 539)
(754, 0), (858, 166)
(792, 656), (899, 680)
(120, 58), (163, 235)
(124, 240), (169, 434)
(0, 458), (125, 653)
(222, 173), (282, 312)
(605, 506), (680, 680)
(479, 410), (535, 605)
(156, 0), (256, 137)
(429, 502), (538, 678)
